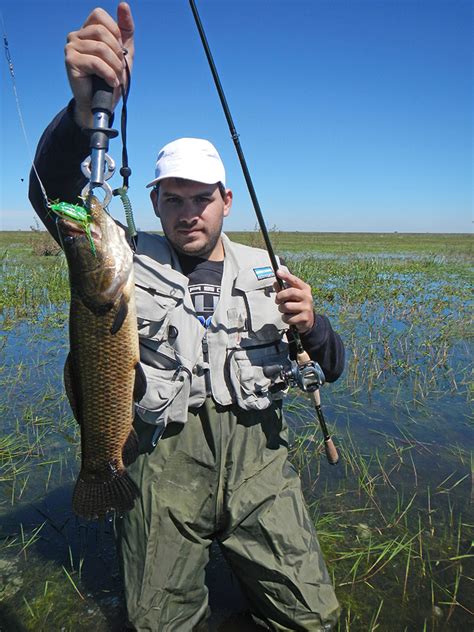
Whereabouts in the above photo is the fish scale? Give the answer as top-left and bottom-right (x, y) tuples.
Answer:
(70, 294), (137, 469)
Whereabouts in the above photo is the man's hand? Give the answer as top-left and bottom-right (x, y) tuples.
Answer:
(274, 269), (315, 335)
(65, 2), (135, 128)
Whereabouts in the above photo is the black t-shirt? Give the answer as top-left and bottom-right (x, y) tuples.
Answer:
(178, 254), (224, 328)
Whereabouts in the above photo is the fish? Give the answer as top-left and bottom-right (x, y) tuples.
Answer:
(52, 196), (145, 520)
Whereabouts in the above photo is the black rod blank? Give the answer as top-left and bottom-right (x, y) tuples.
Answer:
(189, 0), (282, 285)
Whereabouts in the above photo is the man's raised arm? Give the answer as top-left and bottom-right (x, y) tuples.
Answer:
(28, 3), (135, 240)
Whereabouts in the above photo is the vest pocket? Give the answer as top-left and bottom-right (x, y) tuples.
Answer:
(228, 344), (288, 410)
(135, 363), (191, 427)
(234, 271), (287, 341)
(135, 285), (178, 341)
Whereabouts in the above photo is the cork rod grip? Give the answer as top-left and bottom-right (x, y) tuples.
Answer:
(296, 350), (311, 364)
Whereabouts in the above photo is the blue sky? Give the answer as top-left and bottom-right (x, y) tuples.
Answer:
(0, 0), (472, 232)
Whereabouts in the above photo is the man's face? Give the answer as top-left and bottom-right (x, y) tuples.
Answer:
(151, 178), (232, 260)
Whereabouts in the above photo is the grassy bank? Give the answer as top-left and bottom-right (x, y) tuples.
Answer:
(1, 229), (472, 256)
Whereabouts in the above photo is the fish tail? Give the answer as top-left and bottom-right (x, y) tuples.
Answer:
(122, 426), (140, 467)
(72, 469), (140, 520)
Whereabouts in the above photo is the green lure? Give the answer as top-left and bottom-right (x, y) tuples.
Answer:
(49, 200), (96, 256)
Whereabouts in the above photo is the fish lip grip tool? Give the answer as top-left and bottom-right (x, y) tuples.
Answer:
(81, 77), (118, 208)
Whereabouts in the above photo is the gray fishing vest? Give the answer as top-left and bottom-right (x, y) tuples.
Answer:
(133, 232), (290, 429)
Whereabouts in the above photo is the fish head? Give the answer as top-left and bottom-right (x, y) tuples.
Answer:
(56, 196), (133, 312)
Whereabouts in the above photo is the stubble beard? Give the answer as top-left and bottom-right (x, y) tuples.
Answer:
(168, 218), (224, 259)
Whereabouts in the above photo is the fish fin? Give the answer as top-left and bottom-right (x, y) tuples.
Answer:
(64, 353), (81, 424)
(82, 297), (114, 316)
(122, 427), (140, 467)
(72, 469), (140, 520)
(133, 362), (147, 402)
(110, 294), (128, 335)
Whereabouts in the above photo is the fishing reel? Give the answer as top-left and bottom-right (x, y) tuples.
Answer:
(264, 359), (325, 393)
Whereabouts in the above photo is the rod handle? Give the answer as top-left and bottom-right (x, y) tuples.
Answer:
(297, 350), (339, 465)
(324, 436), (339, 465)
(310, 390), (340, 464)
(297, 349), (311, 364)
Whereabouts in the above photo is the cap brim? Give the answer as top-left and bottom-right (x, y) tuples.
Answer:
(146, 173), (225, 189)
(145, 178), (160, 189)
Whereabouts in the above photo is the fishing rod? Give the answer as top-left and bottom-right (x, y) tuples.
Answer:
(189, 0), (338, 465)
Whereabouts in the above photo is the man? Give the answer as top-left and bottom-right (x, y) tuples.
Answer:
(29, 4), (344, 631)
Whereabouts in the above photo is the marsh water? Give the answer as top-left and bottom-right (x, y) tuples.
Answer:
(1, 234), (472, 631)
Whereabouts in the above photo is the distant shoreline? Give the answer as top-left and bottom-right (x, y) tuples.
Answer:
(2, 230), (471, 256)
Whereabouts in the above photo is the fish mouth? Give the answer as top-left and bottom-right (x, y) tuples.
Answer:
(58, 218), (102, 241)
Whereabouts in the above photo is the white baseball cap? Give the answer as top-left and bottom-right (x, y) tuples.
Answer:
(146, 137), (226, 188)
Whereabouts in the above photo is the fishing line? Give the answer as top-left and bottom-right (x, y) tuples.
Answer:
(1, 11), (50, 209)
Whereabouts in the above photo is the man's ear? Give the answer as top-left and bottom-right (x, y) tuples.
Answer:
(150, 188), (160, 218)
(223, 188), (233, 218)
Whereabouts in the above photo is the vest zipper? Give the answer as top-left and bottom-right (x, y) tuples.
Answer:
(202, 334), (211, 396)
